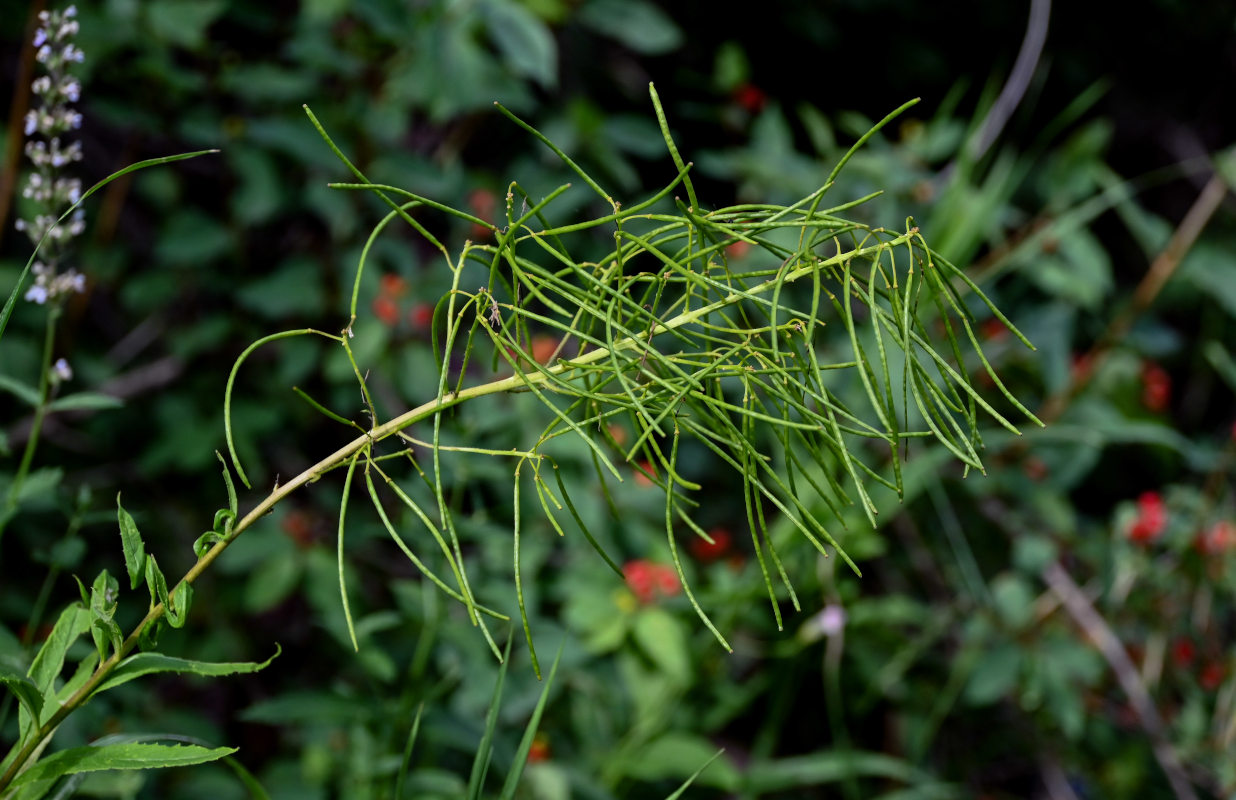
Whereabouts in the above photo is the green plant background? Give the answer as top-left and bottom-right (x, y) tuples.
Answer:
(2, 1), (1236, 798)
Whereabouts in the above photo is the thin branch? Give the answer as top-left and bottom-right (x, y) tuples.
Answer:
(1041, 562), (1198, 800)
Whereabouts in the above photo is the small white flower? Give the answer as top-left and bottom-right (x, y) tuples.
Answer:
(25, 284), (49, 304)
(36, 44), (52, 63)
(52, 358), (73, 381)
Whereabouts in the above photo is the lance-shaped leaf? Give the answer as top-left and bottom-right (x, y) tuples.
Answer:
(116, 494), (146, 590)
(9, 742), (237, 788)
(94, 645), (281, 695)
(0, 664), (43, 734)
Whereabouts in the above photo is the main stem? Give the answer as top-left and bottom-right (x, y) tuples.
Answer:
(0, 233), (910, 793)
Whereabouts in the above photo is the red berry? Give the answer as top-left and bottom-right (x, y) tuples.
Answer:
(653, 564), (680, 597)
(409, 302), (434, 330)
(379, 273), (408, 298)
(633, 460), (657, 488)
(725, 240), (751, 260)
(1196, 520), (1236, 555)
(529, 335), (558, 365)
(1141, 362), (1171, 413)
(732, 83), (767, 113)
(1127, 492), (1166, 545)
(1199, 661), (1225, 691)
(468, 188), (497, 240)
(689, 527), (732, 562)
(624, 560), (655, 603)
(980, 318), (1008, 342)
(527, 733), (551, 763)
(372, 296), (399, 326)
(1171, 637), (1196, 669)
(623, 560), (678, 603)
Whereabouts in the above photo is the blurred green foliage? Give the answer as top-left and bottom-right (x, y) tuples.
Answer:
(3, 1), (1236, 798)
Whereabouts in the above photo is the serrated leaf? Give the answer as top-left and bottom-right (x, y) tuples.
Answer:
(117, 494), (146, 590)
(10, 742), (237, 788)
(94, 645), (280, 695)
(48, 392), (124, 412)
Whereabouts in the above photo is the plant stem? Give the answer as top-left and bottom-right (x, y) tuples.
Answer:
(0, 231), (915, 792)
(0, 304), (60, 546)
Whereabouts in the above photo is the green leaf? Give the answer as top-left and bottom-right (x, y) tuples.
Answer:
(498, 644), (563, 799)
(622, 733), (739, 789)
(0, 662), (44, 729)
(14, 467), (62, 506)
(23, 603), (91, 739)
(1022, 229), (1112, 309)
(167, 582), (193, 629)
(143, 0), (228, 49)
(154, 209), (232, 267)
(88, 570), (122, 663)
(235, 258), (326, 319)
(95, 646), (280, 695)
(193, 531), (226, 559)
(0, 373), (40, 406)
(578, 0), (682, 54)
(631, 607), (690, 684)
(1181, 241), (1236, 319)
(991, 573), (1035, 631)
(745, 751), (932, 792)
(964, 641), (1021, 706)
(216, 450), (238, 516)
(28, 604), (92, 695)
(145, 553), (169, 611)
(10, 742), (238, 788)
(117, 494), (147, 590)
(1204, 340), (1236, 393)
(243, 556), (302, 613)
(483, 0), (557, 88)
(47, 392), (124, 412)
(241, 691), (370, 725)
